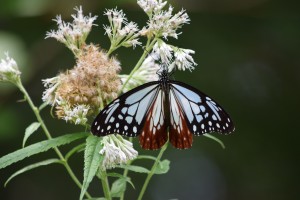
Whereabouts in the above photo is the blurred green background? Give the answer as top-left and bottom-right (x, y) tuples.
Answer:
(0, 0), (299, 199)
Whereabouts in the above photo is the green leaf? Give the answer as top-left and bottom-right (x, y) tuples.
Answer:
(65, 143), (85, 161)
(0, 132), (88, 169)
(5, 158), (62, 187)
(22, 122), (41, 148)
(107, 172), (125, 178)
(118, 165), (150, 174)
(38, 102), (48, 111)
(80, 136), (103, 200)
(111, 178), (127, 197)
(84, 198), (106, 200)
(203, 134), (225, 149)
(107, 173), (135, 189)
(154, 159), (170, 174)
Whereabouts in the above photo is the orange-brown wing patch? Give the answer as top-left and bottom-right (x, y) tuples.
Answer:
(139, 90), (168, 150)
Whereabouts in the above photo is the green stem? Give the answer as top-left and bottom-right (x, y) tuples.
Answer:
(100, 170), (111, 200)
(107, 46), (115, 56)
(137, 142), (168, 200)
(15, 79), (92, 199)
(119, 137), (133, 200)
(119, 38), (157, 94)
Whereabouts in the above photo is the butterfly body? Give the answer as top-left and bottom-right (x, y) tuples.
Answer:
(91, 69), (234, 150)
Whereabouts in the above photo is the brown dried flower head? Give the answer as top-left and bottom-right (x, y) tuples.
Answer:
(55, 44), (121, 118)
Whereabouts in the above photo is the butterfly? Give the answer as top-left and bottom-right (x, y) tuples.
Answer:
(91, 67), (234, 150)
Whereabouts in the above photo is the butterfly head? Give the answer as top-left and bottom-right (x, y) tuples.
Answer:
(156, 64), (170, 83)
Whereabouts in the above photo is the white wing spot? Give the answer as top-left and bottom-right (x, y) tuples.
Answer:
(109, 117), (115, 123)
(226, 123), (229, 127)
(193, 125), (197, 132)
(208, 121), (212, 126)
(118, 114), (123, 120)
(124, 125), (128, 130)
(201, 124), (205, 129)
(97, 126), (100, 131)
(212, 115), (217, 121)
(196, 115), (203, 123)
(133, 126), (137, 133)
(94, 121), (97, 125)
(116, 123), (119, 128)
(216, 123), (220, 128)
(125, 116), (133, 124)
(107, 125), (111, 130)
(121, 107), (128, 114)
(200, 105), (206, 112)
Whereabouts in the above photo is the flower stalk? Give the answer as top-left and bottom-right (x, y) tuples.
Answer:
(15, 78), (92, 199)
(120, 37), (157, 93)
(137, 141), (168, 200)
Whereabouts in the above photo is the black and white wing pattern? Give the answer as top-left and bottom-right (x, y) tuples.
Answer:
(91, 81), (168, 150)
(91, 82), (160, 138)
(169, 80), (234, 148)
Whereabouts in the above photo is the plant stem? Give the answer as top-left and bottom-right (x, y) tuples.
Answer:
(100, 170), (111, 200)
(119, 38), (157, 94)
(16, 79), (92, 199)
(119, 137), (133, 200)
(137, 142), (168, 200)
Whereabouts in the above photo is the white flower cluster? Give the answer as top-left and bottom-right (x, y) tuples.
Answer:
(120, 54), (160, 92)
(137, 0), (167, 15)
(100, 135), (138, 170)
(46, 6), (97, 54)
(42, 76), (60, 105)
(104, 8), (141, 49)
(152, 39), (197, 71)
(138, 0), (190, 39)
(60, 103), (90, 125)
(0, 53), (21, 84)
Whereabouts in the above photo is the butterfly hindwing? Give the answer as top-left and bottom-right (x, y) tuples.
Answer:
(169, 81), (235, 137)
(139, 88), (168, 150)
(91, 82), (160, 137)
(169, 88), (193, 149)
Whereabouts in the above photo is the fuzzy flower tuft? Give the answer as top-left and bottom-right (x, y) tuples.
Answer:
(137, 0), (167, 16)
(138, 0), (190, 39)
(152, 39), (173, 65)
(61, 103), (90, 125)
(104, 8), (141, 50)
(120, 54), (160, 92)
(46, 6), (98, 55)
(100, 135), (138, 170)
(0, 53), (21, 84)
(170, 48), (197, 72)
(42, 44), (122, 121)
(42, 76), (60, 105)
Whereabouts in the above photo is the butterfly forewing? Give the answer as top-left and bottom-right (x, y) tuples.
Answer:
(91, 82), (160, 137)
(170, 81), (235, 136)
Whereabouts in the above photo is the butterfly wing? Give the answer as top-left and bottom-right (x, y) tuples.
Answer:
(91, 81), (161, 137)
(139, 88), (168, 150)
(169, 87), (193, 149)
(169, 81), (234, 148)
